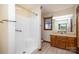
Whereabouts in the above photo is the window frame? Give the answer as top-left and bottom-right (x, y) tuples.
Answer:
(44, 17), (52, 30)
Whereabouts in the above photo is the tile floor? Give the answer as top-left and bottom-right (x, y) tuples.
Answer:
(34, 42), (75, 54)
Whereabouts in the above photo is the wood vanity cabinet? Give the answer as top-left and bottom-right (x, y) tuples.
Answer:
(50, 35), (76, 50)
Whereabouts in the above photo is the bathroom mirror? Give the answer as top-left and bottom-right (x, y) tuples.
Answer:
(58, 23), (67, 31)
(53, 14), (73, 33)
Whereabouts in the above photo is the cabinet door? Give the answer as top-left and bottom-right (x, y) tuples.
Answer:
(66, 37), (75, 50)
(60, 39), (66, 49)
(50, 35), (57, 47)
(56, 36), (60, 48)
(58, 36), (66, 49)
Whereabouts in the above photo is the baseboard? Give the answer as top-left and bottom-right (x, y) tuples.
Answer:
(43, 40), (50, 43)
(76, 47), (79, 54)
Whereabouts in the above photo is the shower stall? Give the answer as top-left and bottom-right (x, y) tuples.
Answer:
(15, 5), (41, 54)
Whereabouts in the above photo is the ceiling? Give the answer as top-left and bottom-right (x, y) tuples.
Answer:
(18, 4), (40, 10)
(41, 4), (75, 14)
(17, 4), (75, 14)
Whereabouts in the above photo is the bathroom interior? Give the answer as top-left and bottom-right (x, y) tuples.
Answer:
(0, 4), (79, 54)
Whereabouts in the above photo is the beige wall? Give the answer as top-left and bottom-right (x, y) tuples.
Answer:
(0, 4), (8, 53)
(0, 4), (16, 54)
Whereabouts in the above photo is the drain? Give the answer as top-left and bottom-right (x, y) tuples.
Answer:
(22, 51), (26, 54)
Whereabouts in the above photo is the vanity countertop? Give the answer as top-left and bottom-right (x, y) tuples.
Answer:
(51, 34), (76, 37)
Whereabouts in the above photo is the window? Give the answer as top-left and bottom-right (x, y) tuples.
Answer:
(44, 17), (52, 30)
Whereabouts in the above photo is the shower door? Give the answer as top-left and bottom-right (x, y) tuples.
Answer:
(15, 13), (40, 54)
(15, 14), (32, 53)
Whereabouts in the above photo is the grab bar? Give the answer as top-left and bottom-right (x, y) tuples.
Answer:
(0, 19), (16, 24)
(0, 21), (3, 23)
(3, 20), (16, 22)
